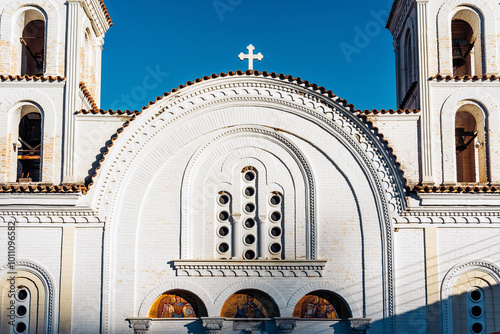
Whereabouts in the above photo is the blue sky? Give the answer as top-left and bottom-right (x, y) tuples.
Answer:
(101, 0), (397, 111)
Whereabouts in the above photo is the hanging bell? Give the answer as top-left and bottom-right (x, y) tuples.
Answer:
(453, 46), (467, 68)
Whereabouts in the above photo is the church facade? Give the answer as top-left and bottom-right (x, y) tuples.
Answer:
(0, 0), (499, 333)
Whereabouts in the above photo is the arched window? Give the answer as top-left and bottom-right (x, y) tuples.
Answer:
(215, 167), (284, 260)
(455, 104), (487, 183)
(452, 8), (483, 76)
(17, 111), (42, 182)
(404, 29), (414, 91)
(20, 10), (46, 76)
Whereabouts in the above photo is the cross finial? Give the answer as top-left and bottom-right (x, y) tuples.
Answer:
(238, 44), (263, 70)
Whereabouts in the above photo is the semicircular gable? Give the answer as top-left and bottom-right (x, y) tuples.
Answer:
(92, 73), (406, 332)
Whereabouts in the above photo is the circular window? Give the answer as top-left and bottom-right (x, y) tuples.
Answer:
(470, 305), (483, 318)
(16, 305), (27, 317)
(244, 203), (255, 214)
(270, 211), (281, 222)
(270, 243), (282, 254)
(244, 249), (256, 260)
(17, 289), (28, 301)
(269, 195), (281, 206)
(244, 218), (255, 229)
(244, 187), (255, 197)
(471, 322), (483, 334)
(15, 322), (27, 333)
(218, 211), (229, 222)
(218, 226), (229, 237)
(470, 289), (482, 302)
(218, 242), (230, 253)
(270, 227), (282, 238)
(218, 194), (229, 205)
(243, 170), (256, 182)
(244, 234), (256, 245)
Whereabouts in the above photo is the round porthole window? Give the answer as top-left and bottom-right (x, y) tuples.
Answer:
(218, 194), (229, 205)
(270, 227), (282, 238)
(244, 203), (255, 214)
(470, 305), (482, 318)
(243, 170), (256, 182)
(269, 194), (281, 206)
(16, 306), (27, 317)
(244, 249), (256, 260)
(471, 322), (484, 334)
(17, 289), (28, 301)
(218, 211), (229, 222)
(218, 226), (229, 237)
(270, 243), (282, 254)
(244, 234), (256, 245)
(244, 218), (255, 229)
(270, 211), (281, 222)
(15, 322), (27, 333)
(218, 242), (230, 253)
(244, 187), (255, 197)
(469, 289), (482, 302)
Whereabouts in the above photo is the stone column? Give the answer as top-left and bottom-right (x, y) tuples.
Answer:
(275, 318), (297, 334)
(202, 317), (225, 334)
(127, 318), (152, 334)
(350, 318), (371, 334)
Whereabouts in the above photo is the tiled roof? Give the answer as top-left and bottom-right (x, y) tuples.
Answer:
(0, 184), (86, 193)
(85, 71), (408, 193)
(356, 108), (420, 115)
(99, 0), (113, 26)
(76, 109), (140, 116)
(0, 75), (65, 82)
(430, 74), (500, 81)
(79, 82), (98, 111)
(413, 184), (500, 193)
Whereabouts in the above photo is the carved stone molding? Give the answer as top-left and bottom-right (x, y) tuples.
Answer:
(349, 318), (371, 334)
(201, 317), (224, 334)
(275, 318), (297, 333)
(172, 260), (326, 277)
(127, 318), (152, 334)
(0, 213), (101, 224)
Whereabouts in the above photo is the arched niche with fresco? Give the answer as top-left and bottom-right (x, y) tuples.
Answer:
(220, 289), (280, 319)
(147, 289), (207, 319)
(292, 290), (351, 319)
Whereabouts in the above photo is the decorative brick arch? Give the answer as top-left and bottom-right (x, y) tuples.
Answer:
(138, 280), (214, 316)
(285, 281), (361, 318)
(440, 88), (500, 183)
(441, 261), (500, 334)
(213, 279), (286, 315)
(0, 260), (57, 333)
(436, 0), (498, 75)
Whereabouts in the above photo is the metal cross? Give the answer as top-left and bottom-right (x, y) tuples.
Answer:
(238, 44), (263, 70)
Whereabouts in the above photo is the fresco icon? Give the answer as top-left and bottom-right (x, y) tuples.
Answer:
(293, 291), (349, 319)
(148, 290), (206, 318)
(220, 290), (279, 318)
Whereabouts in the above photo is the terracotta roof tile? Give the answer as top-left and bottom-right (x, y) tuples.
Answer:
(0, 75), (65, 82)
(356, 108), (420, 115)
(85, 71), (409, 194)
(99, 0), (113, 26)
(79, 82), (98, 111)
(430, 74), (500, 81)
(0, 184), (86, 193)
(76, 109), (140, 116)
(412, 184), (500, 193)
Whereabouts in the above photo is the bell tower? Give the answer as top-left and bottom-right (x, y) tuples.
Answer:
(387, 0), (500, 185)
(0, 0), (112, 185)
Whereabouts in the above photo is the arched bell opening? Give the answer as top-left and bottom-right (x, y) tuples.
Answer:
(20, 10), (46, 76)
(17, 109), (43, 182)
(451, 8), (483, 76)
(455, 104), (487, 183)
